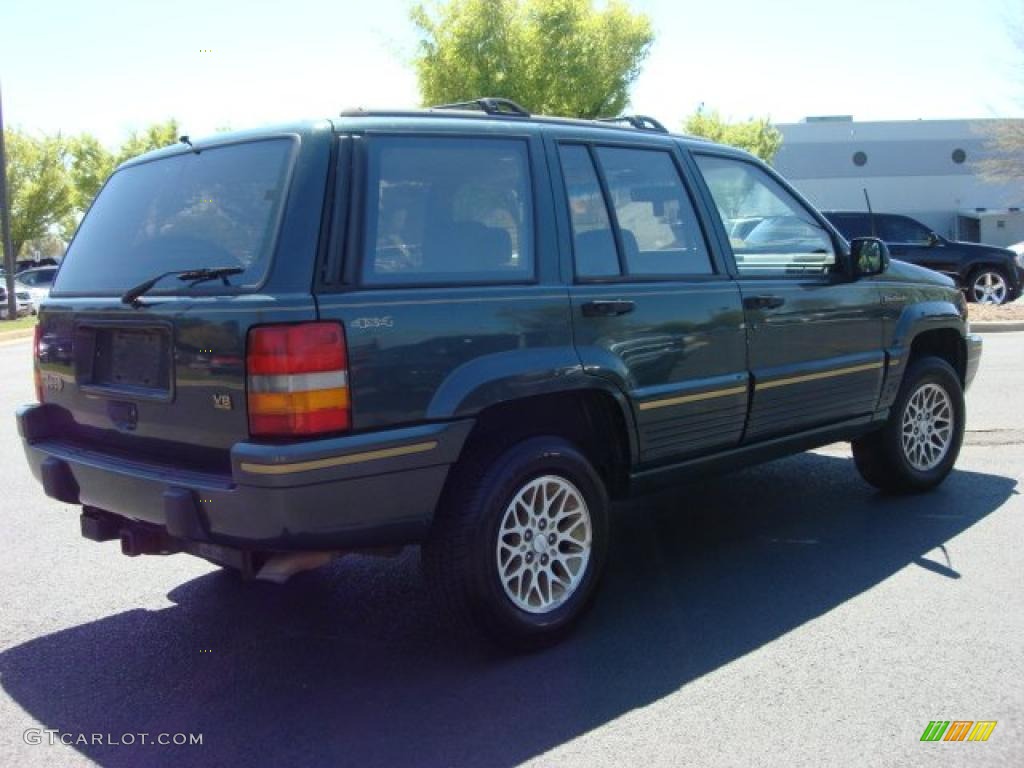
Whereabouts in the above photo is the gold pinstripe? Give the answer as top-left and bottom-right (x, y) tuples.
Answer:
(755, 361), (884, 391)
(239, 441), (438, 475)
(638, 385), (747, 411)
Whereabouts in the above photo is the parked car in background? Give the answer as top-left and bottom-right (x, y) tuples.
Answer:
(15, 266), (58, 308)
(0, 285), (34, 318)
(823, 211), (1023, 305)
(15, 257), (59, 274)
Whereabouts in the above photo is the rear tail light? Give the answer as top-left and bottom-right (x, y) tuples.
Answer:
(33, 324), (43, 402)
(246, 322), (350, 437)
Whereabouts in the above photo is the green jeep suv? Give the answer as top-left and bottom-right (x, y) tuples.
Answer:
(18, 99), (982, 648)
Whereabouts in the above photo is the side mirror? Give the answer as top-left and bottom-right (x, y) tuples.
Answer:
(850, 237), (890, 277)
(927, 232), (941, 247)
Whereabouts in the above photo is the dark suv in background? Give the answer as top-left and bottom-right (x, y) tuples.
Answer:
(18, 100), (981, 648)
(823, 211), (1023, 305)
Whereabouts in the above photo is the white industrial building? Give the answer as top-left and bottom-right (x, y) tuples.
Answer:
(772, 117), (1024, 247)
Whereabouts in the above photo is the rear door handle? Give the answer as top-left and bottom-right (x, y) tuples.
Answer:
(581, 299), (636, 317)
(743, 295), (786, 310)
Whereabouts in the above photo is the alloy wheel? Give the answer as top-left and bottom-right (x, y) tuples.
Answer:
(971, 271), (1008, 304)
(495, 475), (592, 614)
(900, 382), (954, 471)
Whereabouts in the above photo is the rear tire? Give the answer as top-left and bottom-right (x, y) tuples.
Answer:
(852, 356), (964, 493)
(967, 266), (1011, 305)
(423, 436), (609, 650)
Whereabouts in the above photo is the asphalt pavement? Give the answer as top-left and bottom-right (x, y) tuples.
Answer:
(0, 333), (1021, 768)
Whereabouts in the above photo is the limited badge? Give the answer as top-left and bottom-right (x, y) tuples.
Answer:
(212, 393), (233, 411)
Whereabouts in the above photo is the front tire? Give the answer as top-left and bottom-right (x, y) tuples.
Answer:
(423, 436), (609, 650)
(852, 356), (964, 493)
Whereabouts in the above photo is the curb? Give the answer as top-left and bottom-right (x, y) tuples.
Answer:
(969, 321), (1024, 333)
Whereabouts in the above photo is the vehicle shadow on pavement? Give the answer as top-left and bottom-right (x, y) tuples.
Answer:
(0, 452), (1016, 768)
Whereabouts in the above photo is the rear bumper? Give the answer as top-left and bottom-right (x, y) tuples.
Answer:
(965, 333), (982, 390)
(18, 403), (473, 551)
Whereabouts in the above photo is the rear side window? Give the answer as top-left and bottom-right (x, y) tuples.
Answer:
(595, 147), (713, 276)
(559, 145), (619, 278)
(54, 139), (294, 295)
(878, 215), (932, 244)
(362, 137), (534, 285)
(558, 144), (713, 279)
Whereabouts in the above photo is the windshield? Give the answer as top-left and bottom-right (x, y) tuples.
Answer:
(53, 138), (294, 296)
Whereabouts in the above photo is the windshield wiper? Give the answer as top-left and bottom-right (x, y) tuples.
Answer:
(121, 267), (244, 307)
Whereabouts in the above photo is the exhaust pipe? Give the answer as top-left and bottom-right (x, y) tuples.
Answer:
(255, 551), (335, 583)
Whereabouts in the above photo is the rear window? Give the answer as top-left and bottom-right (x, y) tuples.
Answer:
(53, 139), (294, 296)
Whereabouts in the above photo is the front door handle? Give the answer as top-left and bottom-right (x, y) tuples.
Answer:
(581, 299), (636, 317)
(743, 295), (786, 310)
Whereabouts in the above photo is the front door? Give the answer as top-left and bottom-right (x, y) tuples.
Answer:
(549, 138), (748, 466)
(691, 153), (886, 442)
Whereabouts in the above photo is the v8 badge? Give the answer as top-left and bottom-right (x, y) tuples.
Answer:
(212, 393), (233, 411)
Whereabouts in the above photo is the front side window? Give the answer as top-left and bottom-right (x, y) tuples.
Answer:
(879, 215), (932, 244)
(826, 213), (874, 240)
(363, 137), (534, 285)
(695, 154), (836, 277)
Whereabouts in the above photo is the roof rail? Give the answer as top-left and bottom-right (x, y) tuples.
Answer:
(595, 115), (669, 133)
(431, 97), (531, 117)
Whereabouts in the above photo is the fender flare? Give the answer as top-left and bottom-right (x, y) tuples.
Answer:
(426, 347), (640, 465)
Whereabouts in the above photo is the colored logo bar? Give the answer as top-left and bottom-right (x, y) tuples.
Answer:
(921, 721), (997, 742)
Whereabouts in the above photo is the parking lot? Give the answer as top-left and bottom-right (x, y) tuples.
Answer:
(0, 332), (1021, 768)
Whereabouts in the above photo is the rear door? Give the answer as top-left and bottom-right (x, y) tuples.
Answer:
(315, 129), (571, 432)
(548, 133), (748, 466)
(37, 131), (330, 470)
(691, 152), (885, 441)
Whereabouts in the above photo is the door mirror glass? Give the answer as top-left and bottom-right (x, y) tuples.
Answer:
(850, 237), (889, 277)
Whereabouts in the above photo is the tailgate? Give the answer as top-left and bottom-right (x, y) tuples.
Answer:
(37, 297), (317, 465)
(33, 133), (326, 467)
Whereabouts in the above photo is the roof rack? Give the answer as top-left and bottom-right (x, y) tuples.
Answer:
(432, 97), (531, 117)
(595, 115), (669, 133)
(338, 103), (678, 137)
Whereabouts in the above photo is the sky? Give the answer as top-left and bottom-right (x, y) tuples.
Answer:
(2, 0), (1023, 146)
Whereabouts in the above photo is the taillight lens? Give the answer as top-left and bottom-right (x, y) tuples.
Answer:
(246, 322), (350, 437)
(33, 324), (43, 402)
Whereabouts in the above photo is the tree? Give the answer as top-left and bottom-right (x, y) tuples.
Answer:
(66, 133), (115, 212)
(2, 119), (182, 266)
(977, 119), (1024, 182)
(683, 108), (783, 163)
(1, 130), (74, 260)
(411, 0), (654, 119)
(115, 118), (181, 165)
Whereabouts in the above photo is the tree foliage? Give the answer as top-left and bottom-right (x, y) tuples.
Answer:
(977, 119), (1024, 182)
(683, 108), (783, 163)
(411, 0), (654, 118)
(115, 118), (181, 166)
(2, 118), (182, 261)
(2, 131), (74, 259)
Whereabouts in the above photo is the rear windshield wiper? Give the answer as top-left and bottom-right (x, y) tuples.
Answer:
(121, 267), (244, 307)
